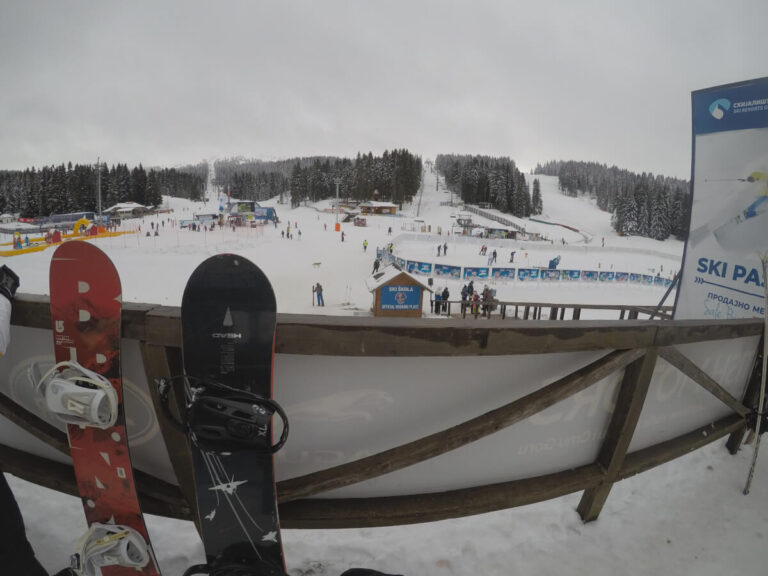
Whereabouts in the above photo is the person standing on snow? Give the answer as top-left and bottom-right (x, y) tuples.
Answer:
(372, 258), (380, 274)
(363, 240), (368, 252)
(314, 282), (324, 306)
(0, 265), (49, 576)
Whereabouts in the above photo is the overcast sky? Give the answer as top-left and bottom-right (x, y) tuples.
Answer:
(0, 0), (765, 179)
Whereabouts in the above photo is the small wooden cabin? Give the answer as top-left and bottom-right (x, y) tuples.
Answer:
(366, 266), (432, 317)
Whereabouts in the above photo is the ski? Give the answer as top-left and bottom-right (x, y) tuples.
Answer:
(180, 253), (288, 575)
(46, 241), (160, 576)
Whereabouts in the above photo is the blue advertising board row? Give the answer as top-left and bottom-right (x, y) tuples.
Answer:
(404, 261), (673, 287)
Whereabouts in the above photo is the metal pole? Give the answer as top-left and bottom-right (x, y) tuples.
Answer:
(96, 156), (102, 223)
(335, 179), (340, 223)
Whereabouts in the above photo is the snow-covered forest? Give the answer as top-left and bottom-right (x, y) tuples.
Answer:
(535, 160), (691, 240)
(0, 163), (206, 216)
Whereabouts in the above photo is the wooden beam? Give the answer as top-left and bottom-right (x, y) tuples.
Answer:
(140, 343), (198, 528)
(620, 414), (744, 480)
(0, 443), (192, 521)
(278, 464), (603, 529)
(10, 297), (762, 356)
(727, 335), (764, 454)
(0, 391), (69, 455)
(278, 348), (644, 503)
(577, 349), (658, 522)
(658, 347), (750, 418)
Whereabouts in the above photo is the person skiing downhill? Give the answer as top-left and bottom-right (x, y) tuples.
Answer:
(0, 265), (49, 576)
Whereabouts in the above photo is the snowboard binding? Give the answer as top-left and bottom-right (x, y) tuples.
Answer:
(70, 522), (150, 576)
(157, 376), (289, 453)
(35, 361), (119, 429)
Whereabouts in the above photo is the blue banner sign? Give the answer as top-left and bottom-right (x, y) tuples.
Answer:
(463, 267), (489, 279)
(615, 272), (629, 283)
(642, 275), (655, 286)
(653, 276), (665, 287)
(599, 271), (615, 282)
(561, 270), (581, 281)
(518, 268), (540, 282)
(582, 270), (598, 282)
(492, 268), (515, 280)
(675, 76), (768, 320)
(541, 269), (560, 281)
(434, 264), (461, 278)
(380, 285), (422, 311)
(630, 273), (643, 284)
(406, 261), (432, 275)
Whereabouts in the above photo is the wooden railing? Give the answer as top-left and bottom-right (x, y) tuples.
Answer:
(0, 294), (763, 530)
(429, 299), (674, 321)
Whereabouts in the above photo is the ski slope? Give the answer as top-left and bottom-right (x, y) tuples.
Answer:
(4, 170), (683, 316)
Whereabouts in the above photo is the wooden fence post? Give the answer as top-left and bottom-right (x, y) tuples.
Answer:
(577, 348), (658, 522)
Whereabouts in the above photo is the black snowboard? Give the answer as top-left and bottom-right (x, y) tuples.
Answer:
(181, 254), (286, 575)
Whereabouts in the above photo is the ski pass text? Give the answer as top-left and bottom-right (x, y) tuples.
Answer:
(696, 257), (764, 287)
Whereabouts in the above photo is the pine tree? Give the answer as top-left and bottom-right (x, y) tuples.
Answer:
(532, 178), (543, 215)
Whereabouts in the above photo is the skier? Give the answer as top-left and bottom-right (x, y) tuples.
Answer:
(341, 231), (345, 242)
(437, 245), (442, 257)
(372, 258), (380, 274)
(0, 265), (49, 576)
(443, 242), (448, 256)
(363, 240), (368, 252)
(492, 249), (497, 264)
(509, 250), (516, 263)
(314, 282), (324, 306)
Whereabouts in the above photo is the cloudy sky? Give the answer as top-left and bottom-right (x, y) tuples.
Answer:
(0, 0), (765, 178)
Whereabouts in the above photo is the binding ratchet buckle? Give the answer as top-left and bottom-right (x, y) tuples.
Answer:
(35, 361), (118, 429)
(186, 380), (289, 453)
(70, 523), (150, 576)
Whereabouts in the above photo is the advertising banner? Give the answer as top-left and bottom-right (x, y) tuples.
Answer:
(642, 275), (655, 286)
(562, 270), (581, 281)
(675, 77), (768, 320)
(407, 261), (432, 276)
(434, 264), (461, 279)
(582, 270), (598, 282)
(615, 272), (629, 283)
(491, 268), (515, 280)
(541, 269), (561, 281)
(517, 268), (540, 282)
(463, 267), (489, 279)
(396, 257), (406, 269)
(630, 273), (643, 284)
(380, 285), (422, 311)
(599, 271), (615, 282)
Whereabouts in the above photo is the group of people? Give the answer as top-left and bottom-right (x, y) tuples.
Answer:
(460, 281), (495, 317)
(436, 242), (448, 257)
(433, 285), (450, 313)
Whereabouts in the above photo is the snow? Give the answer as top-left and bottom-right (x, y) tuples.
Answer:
(3, 167), (765, 575)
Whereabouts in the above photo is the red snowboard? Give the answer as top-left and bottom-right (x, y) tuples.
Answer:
(50, 240), (160, 576)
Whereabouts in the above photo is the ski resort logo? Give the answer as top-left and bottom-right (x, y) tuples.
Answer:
(708, 98), (731, 120)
